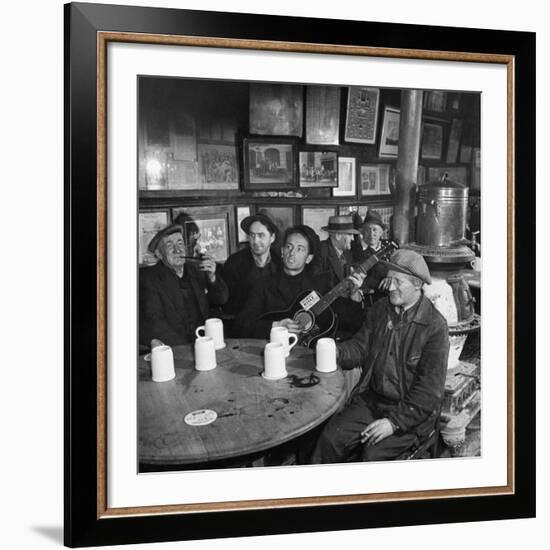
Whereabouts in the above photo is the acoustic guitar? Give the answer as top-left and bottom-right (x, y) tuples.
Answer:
(259, 241), (398, 348)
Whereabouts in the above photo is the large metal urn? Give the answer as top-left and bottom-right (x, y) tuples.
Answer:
(408, 175), (474, 265)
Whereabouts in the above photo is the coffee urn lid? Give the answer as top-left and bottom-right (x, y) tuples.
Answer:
(418, 175), (469, 200)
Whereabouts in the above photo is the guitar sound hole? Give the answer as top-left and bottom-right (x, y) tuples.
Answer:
(293, 310), (314, 331)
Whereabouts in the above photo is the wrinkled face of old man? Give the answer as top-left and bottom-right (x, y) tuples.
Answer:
(155, 231), (186, 271)
(363, 222), (384, 248)
(387, 270), (422, 308)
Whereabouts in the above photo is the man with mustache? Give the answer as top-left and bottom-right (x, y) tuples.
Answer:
(139, 224), (228, 349)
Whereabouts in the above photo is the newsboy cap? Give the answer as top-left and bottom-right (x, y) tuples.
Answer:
(147, 224), (184, 254)
(381, 248), (432, 285)
(240, 209), (279, 238)
(321, 215), (360, 234)
(362, 210), (387, 231)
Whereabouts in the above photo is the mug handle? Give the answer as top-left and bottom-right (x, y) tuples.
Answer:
(195, 326), (205, 338)
(288, 333), (298, 352)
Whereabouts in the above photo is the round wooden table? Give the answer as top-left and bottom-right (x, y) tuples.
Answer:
(139, 339), (346, 466)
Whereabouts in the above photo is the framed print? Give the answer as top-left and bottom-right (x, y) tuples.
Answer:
(359, 163), (391, 196)
(345, 86), (380, 144)
(333, 157), (356, 197)
(255, 205), (295, 236)
(66, 2), (534, 547)
(249, 83), (303, 136)
(172, 205), (233, 261)
(299, 150), (338, 187)
(338, 204), (369, 220)
(197, 143), (239, 189)
(421, 122), (444, 159)
(236, 206), (251, 243)
(305, 85), (340, 145)
(301, 206), (337, 240)
(243, 137), (297, 190)
(378, 106), (400, 158)
(138, 210), (170, 265)
(423, 90), (448, 113)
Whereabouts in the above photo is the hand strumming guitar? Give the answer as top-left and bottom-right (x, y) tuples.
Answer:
(347, 267), (367, 303)
(272, 318), (303, 334)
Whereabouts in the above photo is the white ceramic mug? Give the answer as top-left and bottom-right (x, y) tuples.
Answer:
(151, 345), (176, 382)
(195, 318), (225, 350)
(263, 342), (287, 380)
(470, 257), (481, 272)
(194, 336), (217, 371)
(315, 338), (337, 373)
(269, 326), (298, 357)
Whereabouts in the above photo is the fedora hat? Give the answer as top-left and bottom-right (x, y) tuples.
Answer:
(362, 210), (387, 231)
(321, 215), (360, 234)
(147, 224), (184, 254)
(240, 209), (279, 238)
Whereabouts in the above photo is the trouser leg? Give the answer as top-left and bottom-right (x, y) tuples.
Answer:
(309, 395), (376, 464)
(360, 432), (419, 461)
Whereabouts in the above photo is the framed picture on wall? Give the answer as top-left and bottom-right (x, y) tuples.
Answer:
(172, 205), (234, 261)
(255, 205), (295, 237)
(423, 90), (448, 113)
(236, 206), (251, 243)
(197, 143), (239, 190)
(333, 157), (356, 197)
(249, 83), (303, 136)
(378, 106), (400, 158)
(138, 210), (170, 265)
(67, 3), (533, 546)
(344, 86), (380, 144)
(243, 137), (297, 190)
(359, 164), (391, 196)
(299, 150), (338, 188)
(305, 85), (340, 145)
(421, 122), (444, 159)
(301, 206), (337, 240)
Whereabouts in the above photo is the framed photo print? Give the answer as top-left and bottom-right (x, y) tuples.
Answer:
(66, 3), (534, 547)
(359, 163), (390, 196)
(172, 205), (234, 261)
(305, 85), (341, 145)
(421, 122), (444, 159)
(243, 137), (297, 190)
(299, 150), (338, 187)
(333, 156), (356, 197)
(255, 205), (296, 236)
(249, 83), (303, 136)
(378, 106), (400, 158)
(197, 143), (239, 189)
(301, 206), (337, 240)
(423, 90), (448, 113)
(138, 210), (170, 265)
(345, 86), (380, 144)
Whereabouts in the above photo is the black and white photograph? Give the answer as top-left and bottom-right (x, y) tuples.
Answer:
(138, 74), (482, 475)
(243, 137), (297, 190)
(60, 2), (537, 547)
(299, 150), (338, 187)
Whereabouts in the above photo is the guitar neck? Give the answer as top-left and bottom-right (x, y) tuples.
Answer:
(311, 245), (392, 316)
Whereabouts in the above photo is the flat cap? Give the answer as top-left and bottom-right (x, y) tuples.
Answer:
(147, 224), (184, 254)
(381, 248), (432, 285)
